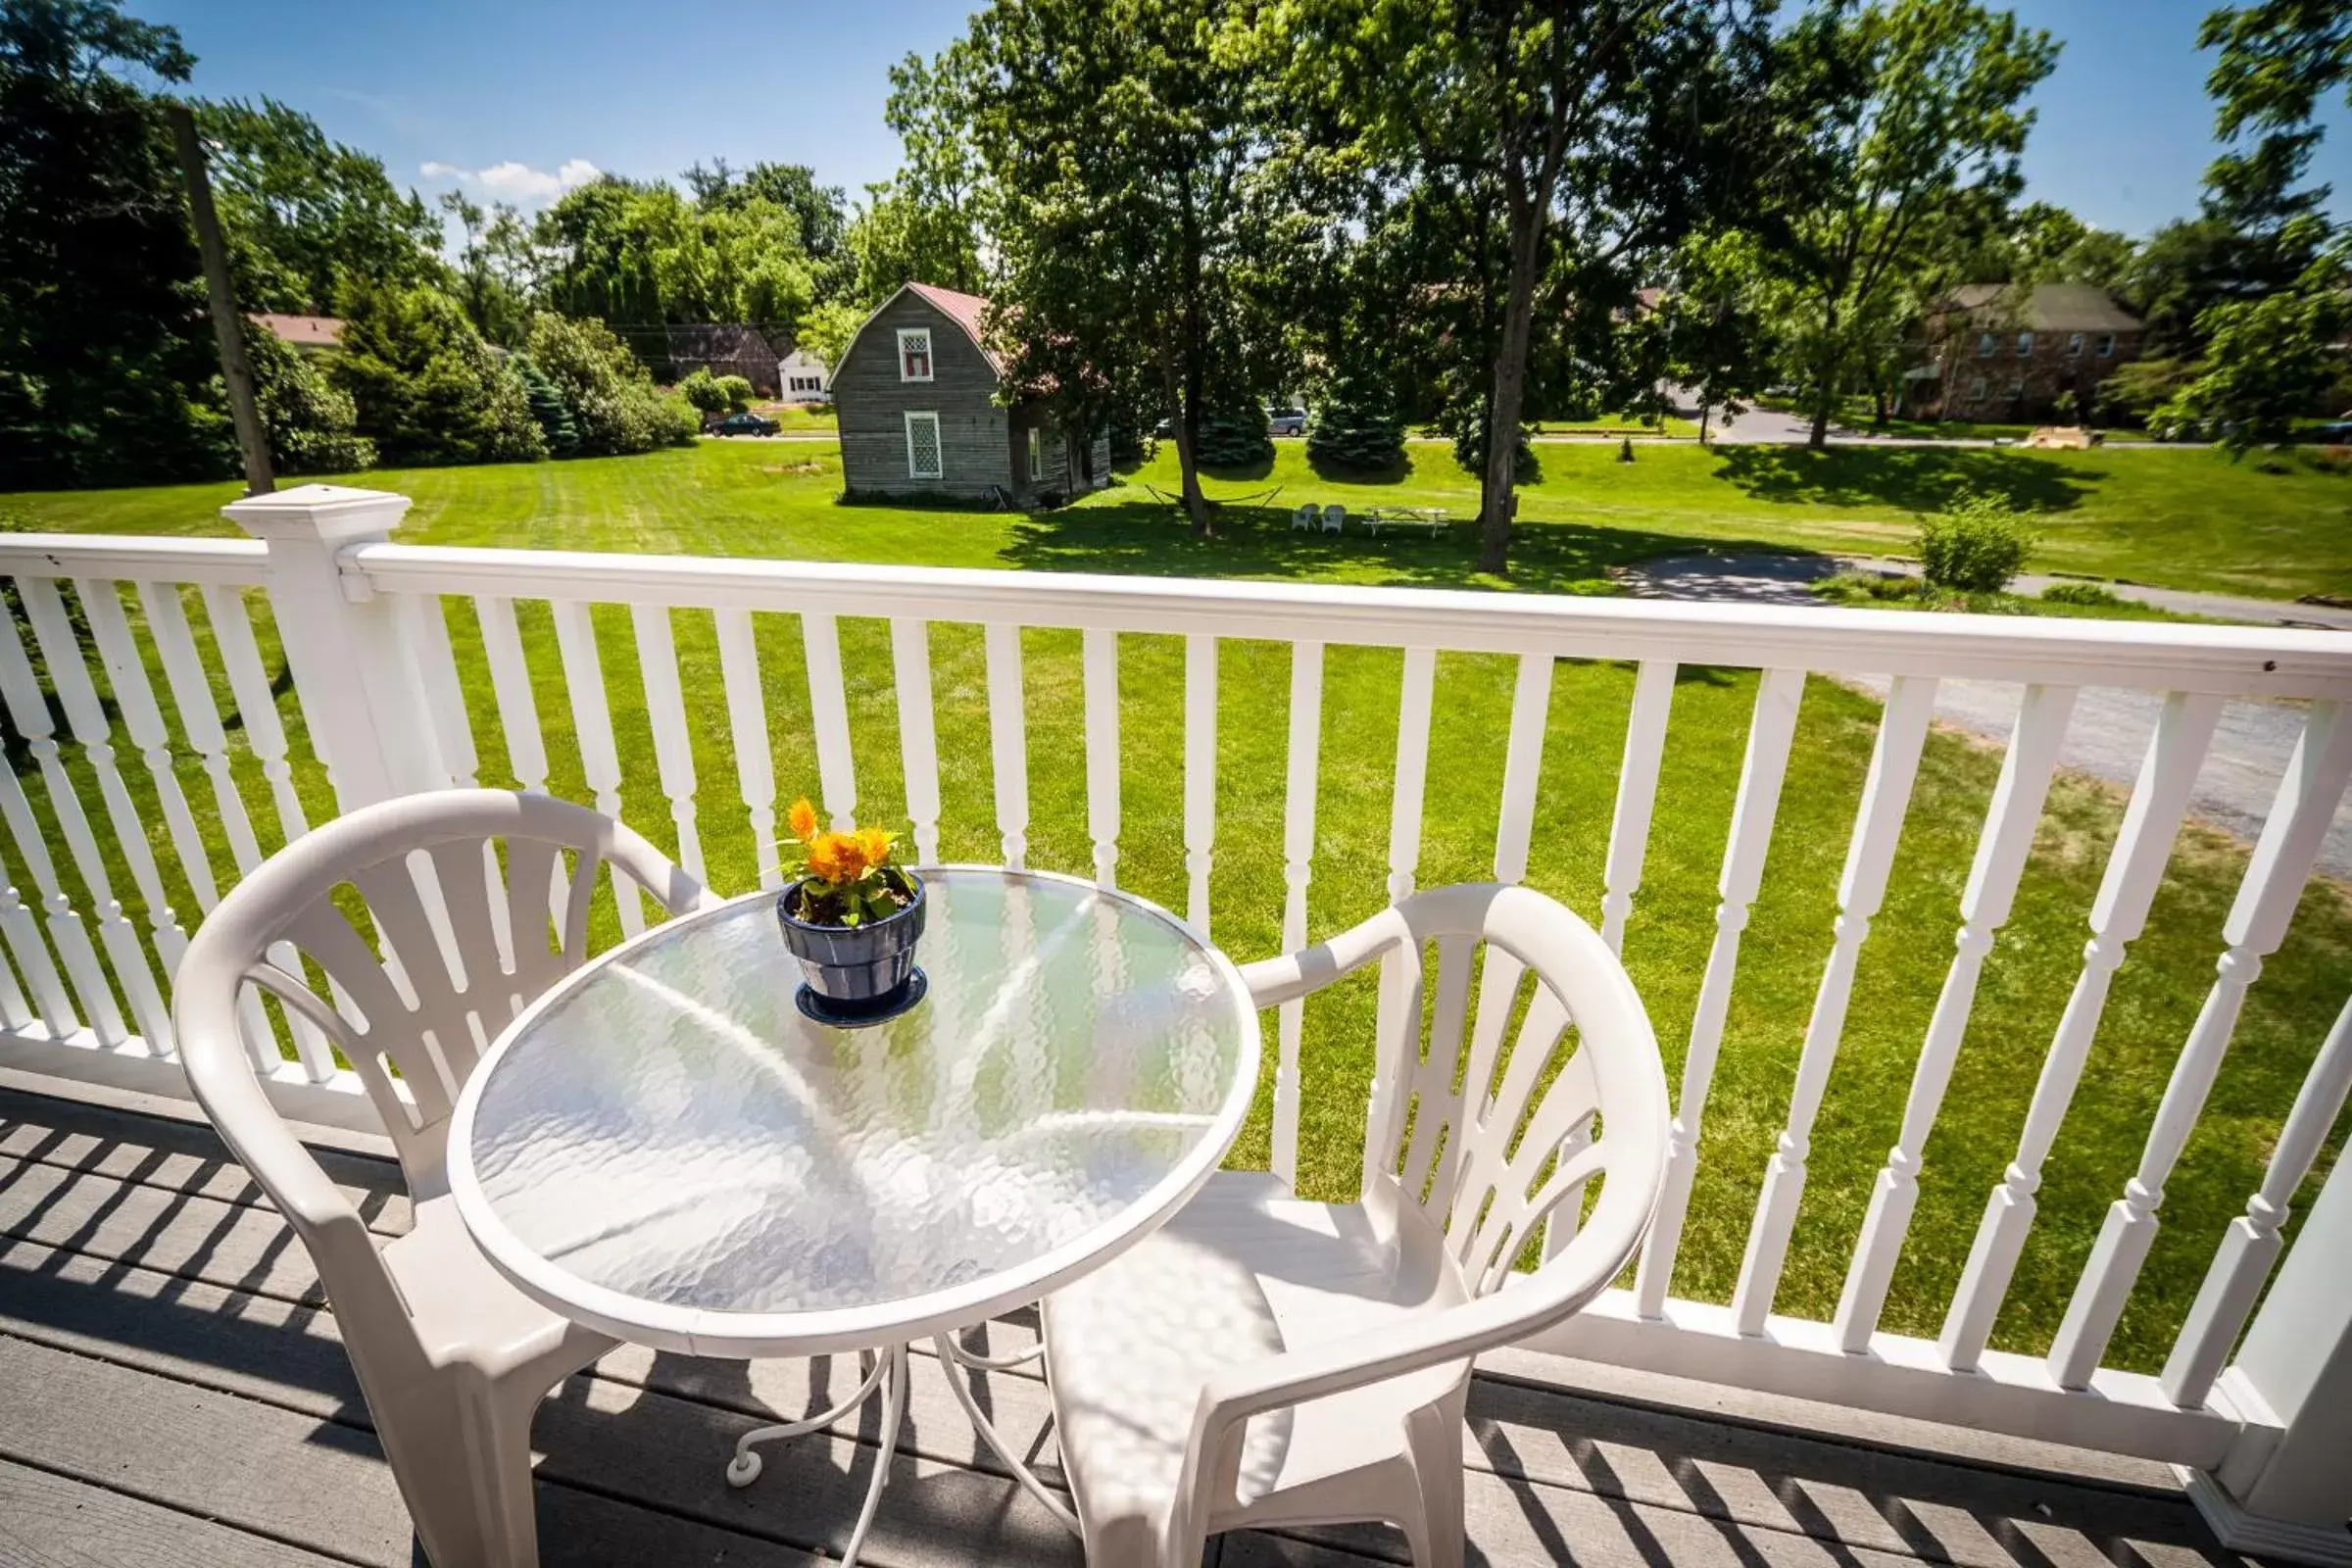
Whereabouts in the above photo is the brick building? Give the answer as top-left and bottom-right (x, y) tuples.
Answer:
(1908, 283), (2144, 421)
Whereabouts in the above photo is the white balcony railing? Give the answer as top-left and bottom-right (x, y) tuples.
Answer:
(1, 484), (2347, 1558)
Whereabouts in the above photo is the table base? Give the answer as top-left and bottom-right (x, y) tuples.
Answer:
(722, 1334), (1078, 1567)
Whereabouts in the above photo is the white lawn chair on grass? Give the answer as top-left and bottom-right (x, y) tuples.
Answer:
(1042, 882), (1669, 1568)
(1292, 503), (1317, 531)
(174, 790), (718, 1568)
(1321, 503), (1346, 533)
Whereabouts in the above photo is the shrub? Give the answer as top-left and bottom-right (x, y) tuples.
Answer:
(676, 368), (729, 415)
(1195, 399), (1271, 468)
(330, 281), (545, 466)
(2039, 580), (2122, 606)
(522, 313), (698, 457)
(1439, 401), (1535, 480)
(1917, 491), (2034, 594)
(246, 329), (374, 475)
(714, 374), (755, 411)
(1305, 369), (1404, 470)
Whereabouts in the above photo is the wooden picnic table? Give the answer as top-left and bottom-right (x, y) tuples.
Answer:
(1362, 506), (1450, 538)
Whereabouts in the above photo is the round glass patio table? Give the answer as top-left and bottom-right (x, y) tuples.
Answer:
(445, 865), (1259, 1560)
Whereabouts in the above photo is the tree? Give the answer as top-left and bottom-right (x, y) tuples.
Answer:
(196, 97), (442, 318)
(690, 159), (851, 294)
(519, 312), (698, 456)
(1654, 229), (1782, 443)
(1766, 0), (2058, 450)
(244, 328), (373, 473)
(965, 0), (1287, 535)
(330, 280), (545, 465)
(1286, 0), (1781, 570)
(0, 0), (224, 488)
(2159, 228), (2348, 451)
(795, 299), (863, 376)
(1305, 366), (1405, 470)
(512, 353), (579, 456)
(852, 45), (987, 300)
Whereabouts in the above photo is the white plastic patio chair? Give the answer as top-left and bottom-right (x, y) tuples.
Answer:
(1041, 882), (1669, 1568)
(1292, 503), (1317, 531)
(1321, 503), (1346, 533)
(174, 789), (717, 1568)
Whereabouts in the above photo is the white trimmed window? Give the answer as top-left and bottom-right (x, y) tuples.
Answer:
(1966, 377), (1986, 404)
(1977, 331), (1997, 358)
(897, 327), (934, 382)
(2067, 332), (2084, 357)
(905, 411), (943, 478)
(2096, 333), (2116, 358)
(2015, 330), (2034, 357)
(1026, 426), (1044, 482)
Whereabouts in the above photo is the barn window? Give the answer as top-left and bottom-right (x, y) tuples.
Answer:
(1977, 332), (1997, 358)
(1026, 426), (1044, 482)
(898, 328), (934, 382)
(1965, 377), (1985, 404)
(905, 412), (943, 479)
(2096, 333), (2115, 358)
(2015, 331), (2034, 357)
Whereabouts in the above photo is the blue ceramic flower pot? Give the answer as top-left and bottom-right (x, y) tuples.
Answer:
(775, 872), (926, 1018)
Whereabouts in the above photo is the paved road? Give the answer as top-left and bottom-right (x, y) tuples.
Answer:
(1621, 551), (2352, 879)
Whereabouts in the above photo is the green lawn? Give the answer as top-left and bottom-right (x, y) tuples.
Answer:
(13, 434), (2342, 601)
(3, 438), (2346, 1379)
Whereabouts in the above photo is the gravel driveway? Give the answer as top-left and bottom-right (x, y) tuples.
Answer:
(1621, 552), (2352, 879)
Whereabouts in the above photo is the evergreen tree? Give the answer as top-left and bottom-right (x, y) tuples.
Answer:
(330, 279), (546, 466)
(1194, 396), (1271, 469)
(1305, 368), (1405, 470)
(513, 353), (579, 457)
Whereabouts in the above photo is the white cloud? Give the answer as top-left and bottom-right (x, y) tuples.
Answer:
(418, 158), (602, 205)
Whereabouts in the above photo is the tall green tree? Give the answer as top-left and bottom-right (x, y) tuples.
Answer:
(1766, 0), (2058, 449)
(851, 44), (987, 300)
(965, 0), (1287, 534)
(534, 176), (816, 350)
(196, 96), (443, 317)
(330, 279), (545, 465)
(0, 0), (222, 487)
(1281, 0), (1781, 570)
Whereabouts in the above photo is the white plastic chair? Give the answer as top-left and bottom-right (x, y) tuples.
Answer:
(1041, 883), (1669, 1568)
(1321, 503), (1346, 533)
(174, 790), (717, 1568)
(1292, 503), (1317, 531)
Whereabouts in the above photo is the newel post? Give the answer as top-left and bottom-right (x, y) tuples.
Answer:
(2189, 1146), (2352, 1565)
(223, 484), (446, 810)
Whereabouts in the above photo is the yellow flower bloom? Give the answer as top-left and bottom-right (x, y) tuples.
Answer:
(787, 797), (819, 844)
(856, 825), (894, 869)
(806, 830), (867, 885)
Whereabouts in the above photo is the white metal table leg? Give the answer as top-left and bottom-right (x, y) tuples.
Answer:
(724, 1345), (907, 1568)
(934, 1331), (1081, 1535)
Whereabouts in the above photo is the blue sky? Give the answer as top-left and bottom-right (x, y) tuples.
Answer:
(147, 0), (2350, 239)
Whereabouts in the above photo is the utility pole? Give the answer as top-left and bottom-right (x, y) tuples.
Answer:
(168, 102), (273, 496)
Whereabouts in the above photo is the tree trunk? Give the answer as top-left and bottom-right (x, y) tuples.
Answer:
(1479, 212), (1545, 575)
(1808, 302), (1841, 451)
(1161, 349), (1209, 537)
(1698, 397), (1712, 446)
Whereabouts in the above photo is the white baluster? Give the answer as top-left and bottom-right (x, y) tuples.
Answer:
(201, 585), (310, 844)
(394, 592), (472, 790)
(1825, 681), (2074, 1349)
(472, 597), (550, 795)
(714, 610), (780, 889)
(1732, 675), (1942, 1336)
(629, 603), (705, 884)
(984, 622), (1027, 868)
(1184, 634), (1216, 934)
(1083, 629), (1120, 889)
(202, 584), (337, 1081)
(0, 763), (90, 1042)
(1493, 653), (1553, 886)
(801, 611), (858, 834)
(81, 580), (220, 918)
(2163, 992), (2352, 1408)
(890, 619), (941, 866)
(11, 578), (172, 1051)
(1940, 692), (2224, 1370)
(1273, 640), (1324, 1193)
(1634, 666), (1804, 1319)
(1600, 661), (1676, 956)
(550, 600), (641, 935)
(1366, 647), (1438, 1193)
(0, 937), (30, 1035)
(2048, 699), (2352, 1389)
(142, 581), (301, 1072)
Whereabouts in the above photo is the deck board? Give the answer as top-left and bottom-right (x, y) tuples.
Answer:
(0, 1087), (2251, 1568)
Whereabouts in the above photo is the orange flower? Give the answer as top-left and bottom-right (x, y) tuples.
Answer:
(856, 825), (894, 869)
(805, 830), (867, 885)
(787, 797), (819, 844)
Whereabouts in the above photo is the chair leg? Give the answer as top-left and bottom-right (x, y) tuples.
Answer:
(1398, 1397), (1466, 1568)
(396, 1370), (547, 1568)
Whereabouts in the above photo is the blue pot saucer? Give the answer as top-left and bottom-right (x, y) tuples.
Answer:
(795, 966), (927, 1029)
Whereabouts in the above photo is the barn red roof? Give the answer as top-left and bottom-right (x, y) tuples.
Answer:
(904, 283), (1001, 373)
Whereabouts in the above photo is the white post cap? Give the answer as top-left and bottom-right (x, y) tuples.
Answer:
(222, 484), (413, 546)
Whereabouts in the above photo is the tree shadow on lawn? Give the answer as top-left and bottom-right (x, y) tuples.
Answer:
(1712, 444), (2099, 514)
(1003, 499), (1795, 597)
(1304, 450), (1416, 486)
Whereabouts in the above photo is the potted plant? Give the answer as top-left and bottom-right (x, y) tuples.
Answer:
(773, 798), (926, 1023)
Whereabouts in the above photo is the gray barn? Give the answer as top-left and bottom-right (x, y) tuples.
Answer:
(833, 282), (1110, 505)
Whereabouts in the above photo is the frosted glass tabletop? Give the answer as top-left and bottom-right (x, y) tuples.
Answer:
(447, 866), (1260, 1356)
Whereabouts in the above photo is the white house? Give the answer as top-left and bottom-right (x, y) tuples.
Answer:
(777, 346), (831, 403)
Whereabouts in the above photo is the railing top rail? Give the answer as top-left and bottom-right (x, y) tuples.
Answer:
(348, 542), (2352, 700)
(0, 532), (270, 587)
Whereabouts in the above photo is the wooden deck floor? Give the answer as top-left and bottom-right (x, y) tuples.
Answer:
(0, 1084), (2264, 1568)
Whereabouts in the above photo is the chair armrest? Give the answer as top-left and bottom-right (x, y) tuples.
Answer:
(1236, 906), (1412, 1009)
